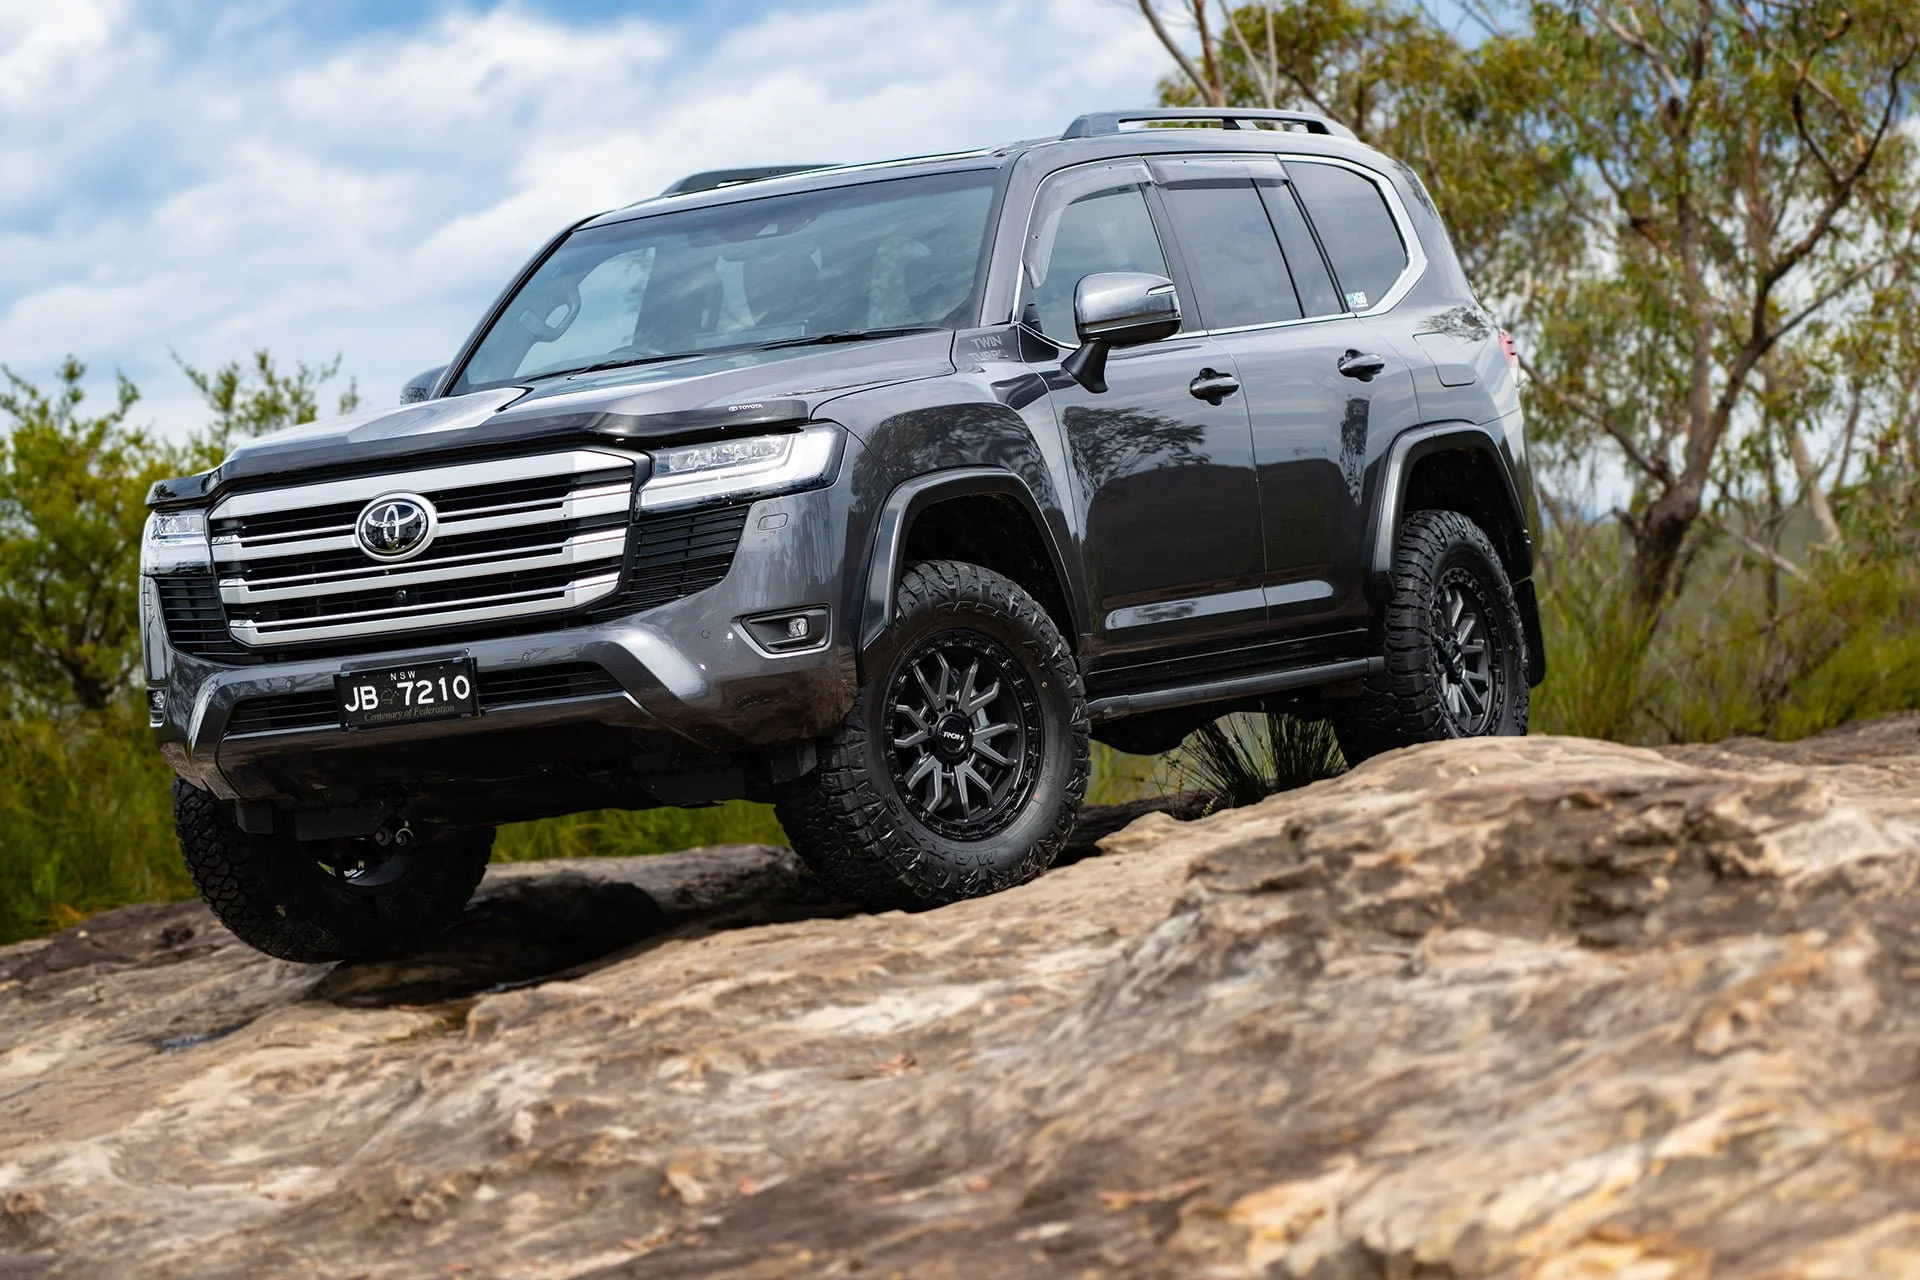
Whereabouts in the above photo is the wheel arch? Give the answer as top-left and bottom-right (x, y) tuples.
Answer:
(1365, 423), (1546, 686)
(859, 468), (1081, 656)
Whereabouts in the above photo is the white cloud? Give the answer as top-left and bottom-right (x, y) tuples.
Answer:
(0, 0), (1166, 437)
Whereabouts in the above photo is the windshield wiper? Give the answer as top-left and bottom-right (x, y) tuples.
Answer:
(529, 351), (707, 382)
(756, 326), (945, 350)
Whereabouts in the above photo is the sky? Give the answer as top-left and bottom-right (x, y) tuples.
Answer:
(0, 0), (1172, 438)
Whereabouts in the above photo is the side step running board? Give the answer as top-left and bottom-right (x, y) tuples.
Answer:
(1085, 656), (1383, 724)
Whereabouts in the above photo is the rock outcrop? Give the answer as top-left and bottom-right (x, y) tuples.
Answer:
(5, 722), (1920, 1279)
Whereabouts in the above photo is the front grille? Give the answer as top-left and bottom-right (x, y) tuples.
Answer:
(227, 662), (627, 735)
(209, 450), (638, 650)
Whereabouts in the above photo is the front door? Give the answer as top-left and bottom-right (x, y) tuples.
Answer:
(1022, 162), (1264, 661)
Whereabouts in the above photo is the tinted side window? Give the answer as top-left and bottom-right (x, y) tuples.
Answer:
(1159, 180), (1301, 328)
(1260, 184), (1345, 318)
(1029, 184), (1168, 345)
(1288, 162), (1409, 311)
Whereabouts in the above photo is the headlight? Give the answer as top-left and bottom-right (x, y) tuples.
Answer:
(141, 508), (212, 575)
(638, 426), (839, 513)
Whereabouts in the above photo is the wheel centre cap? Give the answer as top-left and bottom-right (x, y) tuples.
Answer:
(931, 713), (973, 764)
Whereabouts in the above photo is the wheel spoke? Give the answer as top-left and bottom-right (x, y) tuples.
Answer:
(1455, 612), (1476, 646)
(892, 704), (932, 749)
(933, 650), (953, 703)
(903, 754), (937, 791)
(926, 764), (948, 813)
(963, 680), (1001, 715)
(1447, 589), (1465, 629)
(956, 760), (991, 812)
(913, 659), (941, 709)
(973, 737), (1012, 767)
(957, 660), (979, 713)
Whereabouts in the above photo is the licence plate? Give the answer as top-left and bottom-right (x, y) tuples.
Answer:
(337, 658), (478, 729)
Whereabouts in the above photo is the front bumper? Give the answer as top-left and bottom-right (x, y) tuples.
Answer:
(147, 485), (861, 823)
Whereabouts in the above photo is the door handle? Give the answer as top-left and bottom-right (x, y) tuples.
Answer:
(1338, 350), (1387, 381)
(1189, 368), (1241, 404)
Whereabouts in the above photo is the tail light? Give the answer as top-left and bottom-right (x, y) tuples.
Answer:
(1499, 330), (1520, 369)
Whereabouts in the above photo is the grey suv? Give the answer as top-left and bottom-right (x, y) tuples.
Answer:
(142, 108), (1545, 962)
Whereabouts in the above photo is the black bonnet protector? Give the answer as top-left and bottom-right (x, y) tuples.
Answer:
(148, 332), (953, 507)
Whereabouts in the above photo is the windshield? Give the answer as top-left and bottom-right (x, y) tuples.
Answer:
(454, 169), (1000, 392)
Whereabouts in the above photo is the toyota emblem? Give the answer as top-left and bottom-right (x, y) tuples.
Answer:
(355, 493), (436, 561)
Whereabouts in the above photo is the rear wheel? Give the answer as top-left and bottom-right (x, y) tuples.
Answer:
(777, 560), (1088, 909)
(174, 780), (492, 963)
(1332, 509), (1529, 764)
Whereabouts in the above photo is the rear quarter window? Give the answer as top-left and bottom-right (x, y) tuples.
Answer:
(1288, 162), (1409, 312)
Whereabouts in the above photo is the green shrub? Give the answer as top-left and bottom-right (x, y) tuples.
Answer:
(0, 710), (191, 945)
(1172, 712), (1347, 808)
(493, 802), (786, 862)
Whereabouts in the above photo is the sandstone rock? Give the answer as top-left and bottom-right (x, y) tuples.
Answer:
(3, 724), (1920, 1278)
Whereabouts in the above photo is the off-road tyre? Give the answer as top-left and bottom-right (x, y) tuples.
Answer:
(777, 560), (1089, 910)
(1331, 508), (1529, 764)
(174, 780), (493, 963)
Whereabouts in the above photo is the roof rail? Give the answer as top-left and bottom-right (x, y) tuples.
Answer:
(1061, 109), (1355, 141)
(659, 165), (836, 197)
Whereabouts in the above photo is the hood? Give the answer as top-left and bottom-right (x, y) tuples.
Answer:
(148, 332), (954, 505)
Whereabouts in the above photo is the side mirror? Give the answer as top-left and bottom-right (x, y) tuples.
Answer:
(400, 366), (447, 405)
(1062, 272), (1181, 393)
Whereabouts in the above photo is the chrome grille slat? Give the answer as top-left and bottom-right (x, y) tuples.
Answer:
(228, 571), (624, 647)
(211, 488), (636, 565)
(208, 449), (638, 649)
(212, 453), (629, 520)
(219, 528), (628, 604)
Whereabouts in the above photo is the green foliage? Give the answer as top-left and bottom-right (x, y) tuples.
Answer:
(175, 349), (362, 464)
(1532, 513), (1920, 744)
(1172, 712), (1347, 808)
(0, 359), (179, 713)
(494, 802), (787, 862)
(0, 708), (189, 945)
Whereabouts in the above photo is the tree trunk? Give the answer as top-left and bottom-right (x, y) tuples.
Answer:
(1631, 484), (1702, 609)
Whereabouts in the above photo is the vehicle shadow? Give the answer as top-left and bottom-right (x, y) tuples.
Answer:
(310, 845), (854, 1008)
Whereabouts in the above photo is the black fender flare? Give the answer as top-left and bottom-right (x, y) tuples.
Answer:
(857, 467), (1081, 652)
(1364, 421), (1546, 686)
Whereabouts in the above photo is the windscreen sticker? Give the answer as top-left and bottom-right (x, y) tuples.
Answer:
(1347, 290), (1369, 309)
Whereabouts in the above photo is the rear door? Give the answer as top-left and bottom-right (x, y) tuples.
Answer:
(1150, 155), (1420, 633)
(1023, 160), (1265, 661)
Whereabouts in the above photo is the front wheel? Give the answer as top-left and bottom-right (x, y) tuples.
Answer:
(1331, 508), (1530, 764)
(777, 560), (1089, 909)
(174, 780), (493, 963)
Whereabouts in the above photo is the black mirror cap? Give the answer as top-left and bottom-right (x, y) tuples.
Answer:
(1073, 272), (1181, 348)
(400, 365), (448, 405)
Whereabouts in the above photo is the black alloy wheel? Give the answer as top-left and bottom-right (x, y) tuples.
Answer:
(1432, 566), (1502, 735)
(777, 559), (1089, 910)
(886, 631), (1042, 841)
(1330, 508), (1529, 763)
